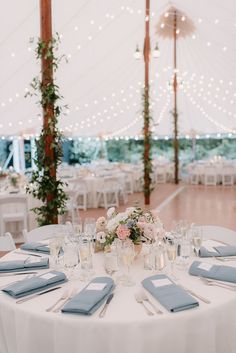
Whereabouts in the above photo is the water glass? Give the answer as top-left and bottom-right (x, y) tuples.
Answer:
(78, 236), (93, 280)
(49, 237), (63, 269)
(63, 241), (79, 278)
(143, 243), (155, 270)
(121, 241), (135, 286)
(104, 252), (119, 275)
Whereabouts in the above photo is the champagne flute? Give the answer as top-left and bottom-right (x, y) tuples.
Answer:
(192, 228), (203, 257)
(167, 241), (177, 279)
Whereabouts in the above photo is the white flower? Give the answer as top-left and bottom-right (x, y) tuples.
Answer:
(96, 231), (106, 244)
(107, 207), (116, 219)
(107, 212), (127, 232)
(125, 207), (136, 215)
(96, 217), (107, 232)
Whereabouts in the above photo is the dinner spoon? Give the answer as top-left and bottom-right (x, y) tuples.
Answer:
(53, 287), (77, 313)
(46, 289), (69, 312)
(135, 293), (154, 316)
(138, 290), (163, 314)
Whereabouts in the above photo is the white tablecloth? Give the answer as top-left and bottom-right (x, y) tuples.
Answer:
(1, 232), (236, 353)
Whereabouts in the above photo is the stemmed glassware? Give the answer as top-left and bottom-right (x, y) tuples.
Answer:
(121, 241), (135, 286)
(192, 227), (203, 257)
(84, 218), (96, 250)
(166, 240), (178, 279)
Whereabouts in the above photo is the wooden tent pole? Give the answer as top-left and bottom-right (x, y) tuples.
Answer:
(173, 10), (179, 184)
(143, 0), (151, 205)
(40, 0), (57, 223)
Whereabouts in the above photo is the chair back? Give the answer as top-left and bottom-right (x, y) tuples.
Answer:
(0, 232), (16, 251)
(199, 225), (236, 245)
(23, 224), (68, 243)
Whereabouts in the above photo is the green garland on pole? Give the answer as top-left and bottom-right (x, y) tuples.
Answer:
(26, 34), (68, 226)
(142, 87), (153, 203)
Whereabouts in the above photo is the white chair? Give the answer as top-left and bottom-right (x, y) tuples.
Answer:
(0, 232), (16, 251)
(203, 166), (217, 186)
(155, 166), (167, 184)
(189, 166), (200, 185)
(67, 178), (89, 211)
(0, 195), (28, 241)
(222, 167), (234, 186)
(23, 224), (68, 243)
(96, 176), (120, 209)
(199, 225), (236, 245)
(123, 172), (134, 194)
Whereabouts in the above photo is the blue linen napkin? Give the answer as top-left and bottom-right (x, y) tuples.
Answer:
(199, 245), (236, 257)
(20, 242), (50, 254)
(2, 270), (67, 298)
(0, 258), (49, 273)
(62, 277), (115, 315)
(141, 274), (199, 313)
(189, 261), (236, 283)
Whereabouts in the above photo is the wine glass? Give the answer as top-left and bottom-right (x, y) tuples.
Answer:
(84, 218), (96, 251)
(73, 216), (83, 237)
(192, 227), (203, 257)
(166, 240), (178, 279)
(121, 241), (135, 286)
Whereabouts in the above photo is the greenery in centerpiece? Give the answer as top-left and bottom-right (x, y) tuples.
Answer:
(95, 207), (164, 247)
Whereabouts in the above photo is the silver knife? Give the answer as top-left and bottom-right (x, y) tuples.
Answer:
(14, 251), (43, 258)
(0, 271), (38, 277)
(16, 286), (61, 304)
(99, 293), (114, 318)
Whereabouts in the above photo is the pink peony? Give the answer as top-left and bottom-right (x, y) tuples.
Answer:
(116, 224), (130, 240)
(137, 221), (146, 230)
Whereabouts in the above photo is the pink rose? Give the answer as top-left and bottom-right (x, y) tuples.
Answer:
(116, 224), (130, 240)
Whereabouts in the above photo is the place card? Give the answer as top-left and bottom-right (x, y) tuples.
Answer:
(198, 263), (213, 271)
(151, 278), (173, 287)
(39, 272), (57, 280)
(86, 283), (107, 291)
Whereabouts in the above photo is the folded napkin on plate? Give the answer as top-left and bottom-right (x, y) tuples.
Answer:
(199, 240), (236, 257)
(0, 258), (49, 273)
(141, 274), (199, 313)
(189, 261), (236, 283)
(62, 277), (115, 315)
(20, 242), (50, 254)
(2, 270), (67, 298)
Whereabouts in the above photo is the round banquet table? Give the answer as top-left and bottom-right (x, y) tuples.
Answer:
(1, 229), (236, 353)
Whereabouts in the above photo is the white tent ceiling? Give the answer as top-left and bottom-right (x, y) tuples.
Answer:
(0, 0), (236, 139)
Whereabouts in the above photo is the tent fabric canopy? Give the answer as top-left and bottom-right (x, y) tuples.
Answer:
(0, 0), (236, 138)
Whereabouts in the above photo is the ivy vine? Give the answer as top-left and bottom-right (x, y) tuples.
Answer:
(142, 86), (153, 202)
(26, 33), (68, 226)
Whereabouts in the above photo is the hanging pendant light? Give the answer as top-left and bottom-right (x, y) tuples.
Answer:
(133, 44), (141, 60)
(153, 43), (160, 58)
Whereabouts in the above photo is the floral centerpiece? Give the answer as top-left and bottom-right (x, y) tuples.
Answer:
(96, 207), (164, 250)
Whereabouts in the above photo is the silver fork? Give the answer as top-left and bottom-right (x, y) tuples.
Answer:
(46, 289), (69, 312)
(135, 293), (154, 316)
(53, 287), (77, 313)
(139, 290), (163, 314)
(200, 277), (236, 291)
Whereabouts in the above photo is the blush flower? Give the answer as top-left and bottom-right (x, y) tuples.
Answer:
(116, 224), (130, 240)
